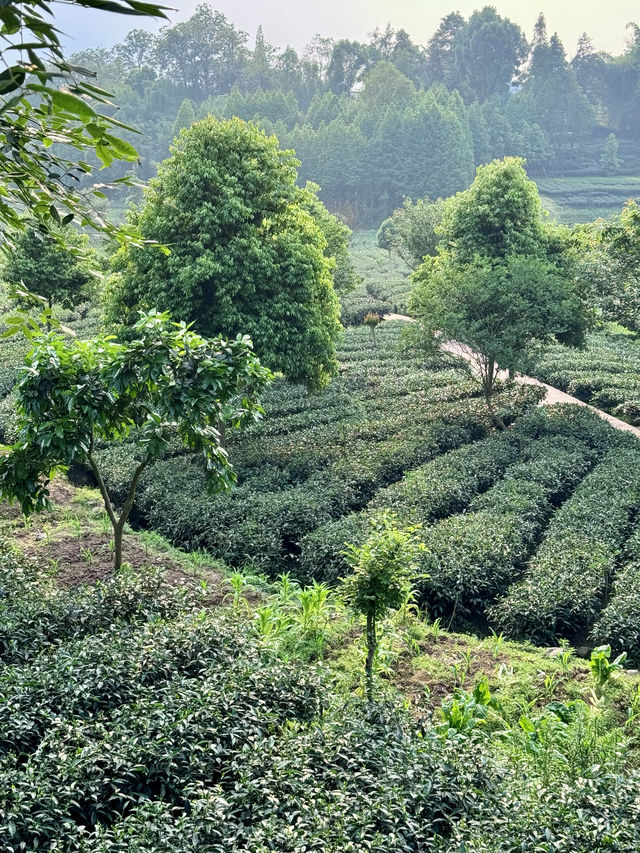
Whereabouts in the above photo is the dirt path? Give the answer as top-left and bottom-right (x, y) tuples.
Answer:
(385, 314), (640, 439)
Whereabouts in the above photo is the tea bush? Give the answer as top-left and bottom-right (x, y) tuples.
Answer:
(415, 435), (596, 623)
(491, 441), (640, 642)
(531, 329), (640, 422)
(592, 524), (640, 665)
(93, 323), (540, 577)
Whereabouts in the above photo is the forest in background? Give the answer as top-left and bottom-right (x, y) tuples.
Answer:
(71, 4), (640, 226)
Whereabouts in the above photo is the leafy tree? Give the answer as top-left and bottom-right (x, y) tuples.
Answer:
(424, 12), (466, 88)
(411, 158), (586, 428)
(438, 157), (549, 262)
(303, 183), (359, 295)
(388, 196), (445, 269)
(453, 7), (527, 102)
(376, 217), (396, 255)
(3, 226), (97, 313)
(410, 253), (586, 429)
(600, 133), (622, 174)
(108, 117), (341, 390)
(342, 513), (423, 702)
(359, 61), (415, 110)
(514, 31), (595, 154)
(172, 98), (197, 139)
(0, 0), (167, 247)
(0, 312), (271, 571)
(327, 40), (370, 95)
(153, 4), (248, 96)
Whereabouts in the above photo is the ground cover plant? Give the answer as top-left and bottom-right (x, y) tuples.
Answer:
(530, 326), (640, 422)
(0, 485), (639, 852)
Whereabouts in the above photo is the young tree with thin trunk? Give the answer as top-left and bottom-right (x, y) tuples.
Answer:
(342, 513), (423, 703)
(0, 311), (271, 571)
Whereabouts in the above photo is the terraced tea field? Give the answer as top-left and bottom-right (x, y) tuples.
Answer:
(531, 327), (640, 423)
(536, 175), (640, 224)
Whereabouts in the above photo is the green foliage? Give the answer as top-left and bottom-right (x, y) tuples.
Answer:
(0, 0), (167, 248)
(302, 182), (359, 295)
(342, 512), (424, 700)
(0, 311), (270, 568)
(600, 132), (623, 174)
(2, 226), (97, 311)
(342, 512), (422, 622)
(108, 117), (341, 391)
(386, 196), (445, 270)
(491, 441), (640, 642)
(531, 328), (640, 421)
(411, 159), (587, 428)
(437, 158), (548, 262)
(592, 523), (640, 665)
(589, 644), (627, 695)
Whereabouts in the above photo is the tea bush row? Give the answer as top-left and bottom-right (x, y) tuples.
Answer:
(531, 330), (640, 421)
(299, 406), (615, 586)
(490, 440), (640, 643)
(416, 435), (596, 624)
(592, 523), (640, 665)
(95, 324), (541, 576)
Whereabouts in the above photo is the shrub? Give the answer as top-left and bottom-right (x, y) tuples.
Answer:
(490, 441), (640, 642)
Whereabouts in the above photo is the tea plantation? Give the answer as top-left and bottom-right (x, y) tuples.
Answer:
(530, 327), (640, 422)
(1, 535), (640, 851)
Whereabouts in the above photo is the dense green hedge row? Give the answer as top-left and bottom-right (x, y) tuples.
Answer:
(592, 524), (640, 665)
(94, 323), (542, 577)
(299, 431), (525, 584)
(490, 440), (640, 643)
(0, 547), (490, 853)
(300, 406), (615, 586)
(531, 330), (640, 422)
(416, 435), (596, 625)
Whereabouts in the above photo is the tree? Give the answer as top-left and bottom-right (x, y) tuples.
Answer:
(108, 117), (342, 391)
(387, 196), (445, 269)
(424, 12), (466, 88)
(410, 158), (587, 429)
(172, 98), (197, 139)
(0, 0), (167, 249)
(376, 217), (396, 255)
(153, 5), (248, 96)
(303, 183), (359, 295)
(0, 312), (271, 571)
(410, 253), (586, 429)
(438, 157), (549, 262)
(452, 7), (527, 101)
(3, 226), (97, 314)
(600, 133), (622, 174)
(342, 513), (423, 702)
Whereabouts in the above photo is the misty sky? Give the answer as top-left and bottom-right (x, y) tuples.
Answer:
(57, 0), (637, 58)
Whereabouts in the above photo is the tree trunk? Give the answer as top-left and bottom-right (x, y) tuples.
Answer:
(114, 522), (124, 572)
(365, 610), (376, 703)
(482, 362), (507, 431)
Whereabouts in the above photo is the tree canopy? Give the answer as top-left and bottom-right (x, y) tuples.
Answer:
(108, 117), (342, 391)
(3, 227), (97, 311)
(0, 0), (167, 248)
(0, 311), (271, 569)
(410, 158), (587, 429)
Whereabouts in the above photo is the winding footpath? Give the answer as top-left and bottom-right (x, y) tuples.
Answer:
(384, 313), (640, 440)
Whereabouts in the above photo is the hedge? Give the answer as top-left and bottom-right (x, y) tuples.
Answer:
(591, 523), (640, 664)
(415, 434), (595, 624)
(490, 441), (640, 643)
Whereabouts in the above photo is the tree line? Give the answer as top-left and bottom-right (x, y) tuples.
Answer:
(72, 4), (640, 225)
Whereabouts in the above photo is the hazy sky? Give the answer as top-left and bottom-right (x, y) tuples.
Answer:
(57, 0), (637, 58)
